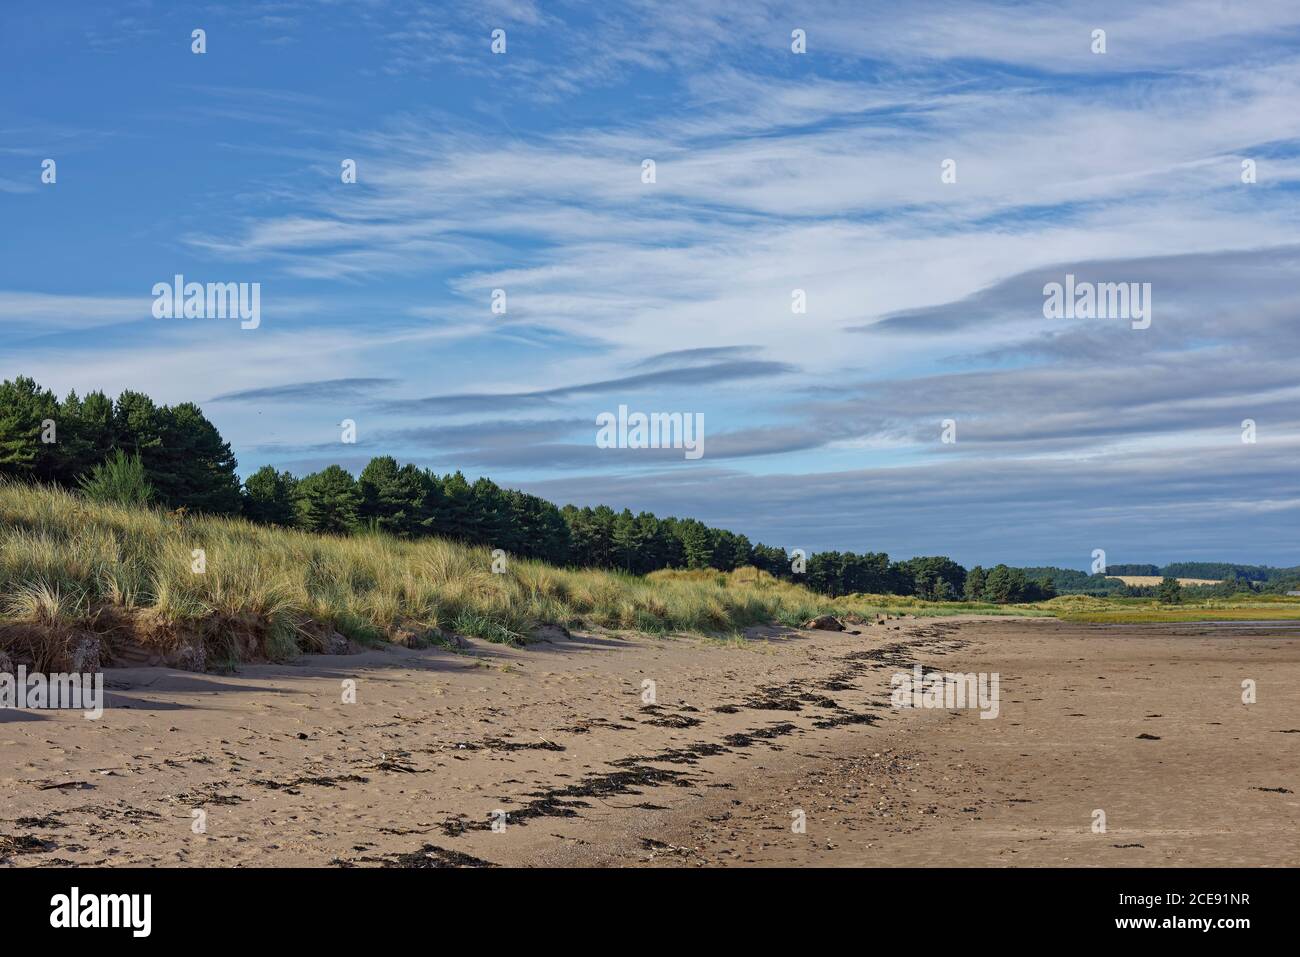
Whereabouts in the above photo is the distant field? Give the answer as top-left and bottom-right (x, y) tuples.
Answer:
(1041, 593), (1300, 623)
(1112, 575), (1221, 586)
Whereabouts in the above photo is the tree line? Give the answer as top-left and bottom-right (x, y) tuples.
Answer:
(1108, 561), (1300, 588)
(10, 375), (1266, 602)
(0, 376), (240, 513)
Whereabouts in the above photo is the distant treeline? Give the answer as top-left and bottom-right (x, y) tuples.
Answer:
(1015, 564), (1300, 597)
(2, 376), (1295, 600)
(1105, 562), (1300, 587)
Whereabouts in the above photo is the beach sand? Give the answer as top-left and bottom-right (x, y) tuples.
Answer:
(2, 617), (1296, 867)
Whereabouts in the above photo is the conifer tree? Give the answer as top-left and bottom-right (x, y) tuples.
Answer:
(295, 465), (361, 533)
(242, 466), (299, 525)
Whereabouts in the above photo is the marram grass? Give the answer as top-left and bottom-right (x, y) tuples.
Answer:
(8, 481), (1295, 670)
(1, 481), (1044, 668)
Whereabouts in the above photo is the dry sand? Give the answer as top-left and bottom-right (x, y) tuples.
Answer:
(2, 617), (1296, 867)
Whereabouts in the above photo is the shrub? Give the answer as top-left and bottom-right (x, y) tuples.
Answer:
(77, 450), (154, 507)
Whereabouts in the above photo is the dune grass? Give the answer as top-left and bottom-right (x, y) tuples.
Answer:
(7, 482), (1291, 671)
(0, 481), (1040, 668)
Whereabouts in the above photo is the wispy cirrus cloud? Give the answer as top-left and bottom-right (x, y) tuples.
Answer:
(5, 0), (1299, 565)
(0, 292), (151, 330)
(380, 359), (798, 414)
(210, 377), (398, 403)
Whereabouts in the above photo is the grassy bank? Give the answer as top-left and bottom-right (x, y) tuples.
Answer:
(1037, 593), (1300, 623)
(0, 482), (1040, 670)
(13, 481), (1286, 673)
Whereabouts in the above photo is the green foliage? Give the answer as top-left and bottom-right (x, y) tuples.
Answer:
(0, 377), (240, 512)
(806, 550), (901, 596)
(1089, 562), (1300, 591)
(1012, 566), (1124, 596)
(295, 465), (362, 533)
(0, 376), (60, 478)
(242, 465), (298, 525)
(505, 489), (571, 564)
(1106, 563), (1161, 576)
(896, 555), (967, 600)
(56, 389), (115, 480)
(76, 449), (154, 506)
(983, 564), (1020, 603)
(611, 508), (641, 571)
(751, 543), (791, 578)
(1157, 575), (1184, 604)
(358, 456), (430, 537)
(977, 564), (1053, 603)
(1158, 562), (1300, 585)
(435, 470), (476, 540)
(150, 402), (241, 513)
(680, 520), (716, 570)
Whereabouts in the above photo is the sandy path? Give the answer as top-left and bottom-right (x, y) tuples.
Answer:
(2, 618), (1296, 867)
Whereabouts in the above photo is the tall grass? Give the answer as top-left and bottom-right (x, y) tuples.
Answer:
(0, 481), (1039, 665)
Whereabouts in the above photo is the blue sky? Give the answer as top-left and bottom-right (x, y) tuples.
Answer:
(4, 0), (1300, 568)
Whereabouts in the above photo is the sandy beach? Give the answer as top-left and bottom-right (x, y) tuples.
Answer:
(2, 617), (1296, 868)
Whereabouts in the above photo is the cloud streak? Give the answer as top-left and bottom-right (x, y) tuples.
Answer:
(4, 1), (1298, 565)
(380, 360), (798, 414)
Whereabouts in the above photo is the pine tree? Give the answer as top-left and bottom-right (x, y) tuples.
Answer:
(611, 508), (641, 571)
(295, 465), (361, 533)
(151, 403), (241, 513)
(1157, 576), (1183, 604)
(634, 512), (664, 572)
(806, 550), (840, 594)
(729, 532), (753, 571)
(359, 456), (429, 537)
(751, 543), (789, 579)
(984, 564), (1021, 603)
(434, 471), (476, 540)
(507, 491), (570, 563)
(562, 505), (598, 565)
(57, 389), (115, 483)
(680, 520), (715, 570)
(112, 390), (163, 459)
(586, 505), (616, 567)
(242, 466), (298, 525)
(7, 375), (999, 600)
(0, 376), (60, 479)
(417, 468), (445, 537)
(469, 477), (511, 548)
